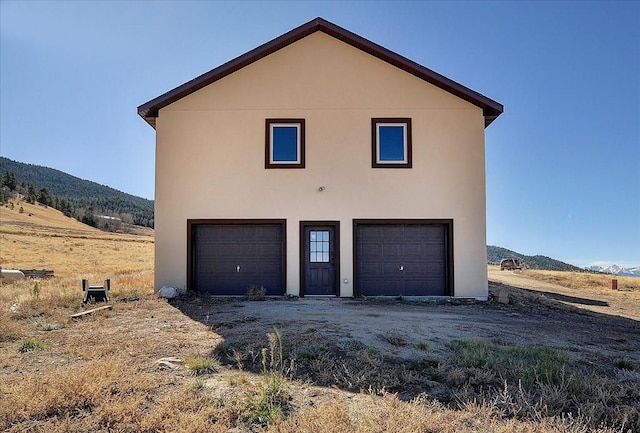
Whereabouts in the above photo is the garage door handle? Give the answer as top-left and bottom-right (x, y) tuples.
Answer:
(399, 265), (404, 271)
(236, 265), (240, 273)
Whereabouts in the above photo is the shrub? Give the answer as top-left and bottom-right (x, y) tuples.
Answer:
(265, 328), (284, 374)
(416, 341), (429, 351)
(379, 330), (407, 346)
(296, 345), (321, 360)
(185, 356), (218, 376)
(17, 337), (48, 353)
(31, 281), (41, 300)
(447, 339), (579, 392)
(451, 341), (568, 377)
(241, 373), (290, 427)
(191, 379), (205, 391)
(615, 358), (634, 371)
(342, 338), (367, 351)
(246, 285), (266, 301)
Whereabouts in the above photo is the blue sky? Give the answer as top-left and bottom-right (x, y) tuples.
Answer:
(1, 1), (638, 267)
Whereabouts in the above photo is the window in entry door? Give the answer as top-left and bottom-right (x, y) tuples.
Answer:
(310, 230), (329, 263)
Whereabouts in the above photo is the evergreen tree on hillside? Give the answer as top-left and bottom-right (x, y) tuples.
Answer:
(26, 184), (37, 204)
(38, 187), (53, 207)
(58, 198), (77, 218)
(0, 157), (154, 229)
(1, 170), (18, 191)
(81, 208), (98, 227)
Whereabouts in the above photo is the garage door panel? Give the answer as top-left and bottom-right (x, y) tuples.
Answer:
(358, 281), (386, 296)
(403, 243), (424, 257)
(359, 278), (400, 296)
(403, 265), (427, 277)
(192, 223), (284, 296)
(361, 262), (382, 274)
(356, 223), (449, 296)
(359, 242), (382, 256)
(360, 225), (383, 240)
(425, 266), (445, 277)
(382, 244), (402, 258)
(383, 227), (403, 242)
(382, 262), (400, 274)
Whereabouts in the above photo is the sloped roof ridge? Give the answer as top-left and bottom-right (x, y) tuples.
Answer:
(138, 17), (503, 128)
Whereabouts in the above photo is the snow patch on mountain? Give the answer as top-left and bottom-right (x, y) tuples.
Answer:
(587, 264), (640, 277)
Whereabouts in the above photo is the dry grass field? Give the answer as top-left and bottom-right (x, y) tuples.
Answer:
(0, 198), (153, 277)
(1, 200), (638, 432)
(488, 265), (640, 321)
(525, 269), (640, 293)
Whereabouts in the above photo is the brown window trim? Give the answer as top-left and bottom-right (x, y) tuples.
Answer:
(265, 119), (305, 169)
(371, 118), (412, 168)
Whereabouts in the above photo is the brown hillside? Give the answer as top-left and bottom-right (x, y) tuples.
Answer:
(0, 197), (153, 278)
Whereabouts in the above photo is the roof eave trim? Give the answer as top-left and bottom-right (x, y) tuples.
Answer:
(137, 19), (322, 128)
(137, 17), (503, 128)
(316, 19), (503, 126)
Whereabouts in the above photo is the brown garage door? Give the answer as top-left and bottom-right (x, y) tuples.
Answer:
(355, 221), (451, 296)
(189, 221), (285, 296)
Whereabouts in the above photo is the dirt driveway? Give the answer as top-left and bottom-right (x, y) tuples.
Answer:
(171, 279), (640, 367)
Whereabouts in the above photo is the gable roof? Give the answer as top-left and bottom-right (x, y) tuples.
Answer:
(138, 17), (503, 129)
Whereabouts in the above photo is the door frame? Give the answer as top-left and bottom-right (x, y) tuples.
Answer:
(352, 219), (454, 297)
(186, 219), (287, 294)
(299, 221), (340, 297)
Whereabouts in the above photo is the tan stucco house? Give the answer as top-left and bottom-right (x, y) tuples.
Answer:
(138, 17), (503, 299)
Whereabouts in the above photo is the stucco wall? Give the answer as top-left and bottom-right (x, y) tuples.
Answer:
(154, 32), (488, 298)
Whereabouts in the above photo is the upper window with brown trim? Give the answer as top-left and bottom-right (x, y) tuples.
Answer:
(372, 118), (412, 168)
(265, 119), (305, 169)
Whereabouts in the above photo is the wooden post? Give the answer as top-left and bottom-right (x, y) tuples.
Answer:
(71, 305), (113, 319)
(612, 279), (618, 290)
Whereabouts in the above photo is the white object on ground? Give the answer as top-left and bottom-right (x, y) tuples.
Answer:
(155, 357), (184, 370)
(158, 286), (180, 298)
(1, 269), (25, 281)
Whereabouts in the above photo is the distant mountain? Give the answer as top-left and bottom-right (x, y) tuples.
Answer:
(487, 245), (583, 272)
(0, 157), (154, 228)
(587, 265), (640, 278)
